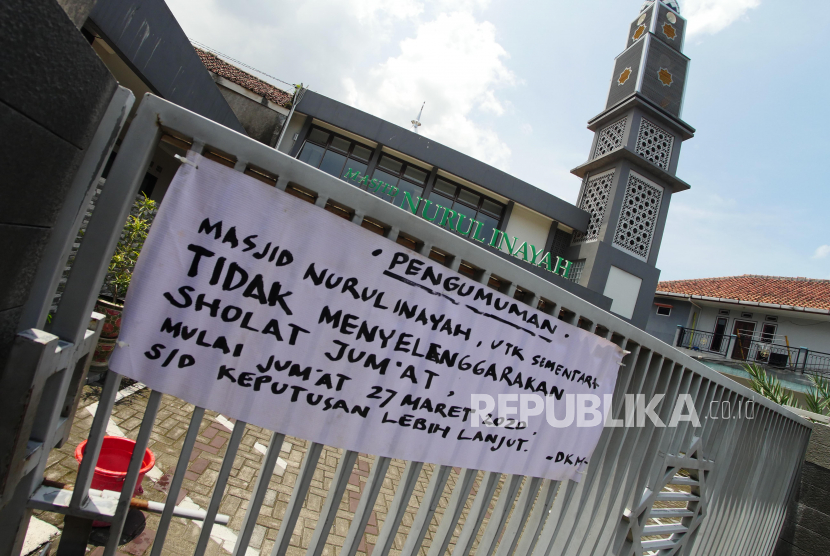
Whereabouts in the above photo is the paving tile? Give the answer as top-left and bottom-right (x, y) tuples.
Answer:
(190, 458), (210, 474)
(193, 441), (221, 455)
(210, 434), (228, 449)
(122, 528), (156, 555)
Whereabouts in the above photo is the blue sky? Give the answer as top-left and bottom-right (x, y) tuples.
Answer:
(167, 0), (829, 281)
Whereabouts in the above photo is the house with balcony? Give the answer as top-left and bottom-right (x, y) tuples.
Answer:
(645, 274), (830, 376)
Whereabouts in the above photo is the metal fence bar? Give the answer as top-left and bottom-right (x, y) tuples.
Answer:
(451, 471), (500, 556)
(494, 476), (542, 556)
(306, 450), (359, 556)
(748, 418), (790, 555)
(400, 465), (453, 556)
(692, 390), (749, 554)
(712, 403), (774, 555)
(557, 350), (660, 555)
(702, 392), (767, 555)
(233, 431), (285, 555)
(729, 411), (785, 556)
(194, 421), (247, 555)
(586, 360), (685, 556)
(103, 390), (162, 556)
(575, 355), (676, 556)
(532, 480), (578, 556)
(476, 474), (522, 556)
(150, 406), (205, 556)
(340, 456), (391, 556)
(426, 468), (477, 556)
(269, 442), (324, 556)
(754, 422), (809, 556)
(70, 370), (121, 508)
(374, 460), (425, 556)
(512, 479), (558, 556)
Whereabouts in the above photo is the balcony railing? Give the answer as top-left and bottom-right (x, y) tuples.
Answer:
(676, 326), (830, 376)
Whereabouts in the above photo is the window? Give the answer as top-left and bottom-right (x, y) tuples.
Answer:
(718, 309), (730, 316)
(760, 323), (777, 343)
(567, 260), (586, 283)
(368, 154), (429, 203)
(428, 177), (505, 242)
(297, 126), (373, 184)
(656, 305), (672, 316)
(740, 312), (753, 319)
(765, 315), (779, 322)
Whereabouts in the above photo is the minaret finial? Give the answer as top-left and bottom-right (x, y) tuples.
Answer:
(411, 102), (425, 133)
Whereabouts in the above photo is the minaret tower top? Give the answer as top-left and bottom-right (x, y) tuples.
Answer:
(562, 0), (696, 327)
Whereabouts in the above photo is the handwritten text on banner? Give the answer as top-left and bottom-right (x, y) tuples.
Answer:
(110, 154), (624, 481)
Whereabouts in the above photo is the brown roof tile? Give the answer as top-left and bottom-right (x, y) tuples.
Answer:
(195, 48), (292, 108)
(657, 275), (830, 311)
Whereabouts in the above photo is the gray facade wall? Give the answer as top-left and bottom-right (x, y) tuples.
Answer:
(0, 0), (117, 369)
(775, 423), (830, 556)
(88, 0), (245, 134)
(645, 298), (693, 345)
(566, 238), (662, 329)
(215, 84), (286, 147)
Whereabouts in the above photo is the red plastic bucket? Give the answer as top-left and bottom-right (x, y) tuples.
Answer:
(75, 436), (155, 496)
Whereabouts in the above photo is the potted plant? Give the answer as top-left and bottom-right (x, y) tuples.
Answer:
(91, 193), (157, 367)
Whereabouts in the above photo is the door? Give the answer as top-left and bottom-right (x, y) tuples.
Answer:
(711, 317), (728, 353)
(756, 323), (778, 362)
(731, 320), (756, 360)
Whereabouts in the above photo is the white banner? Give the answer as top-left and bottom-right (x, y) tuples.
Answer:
(111, 153), (624, 481)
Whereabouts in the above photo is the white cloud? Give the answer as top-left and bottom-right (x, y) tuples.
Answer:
(350, 0), (423, 24)
(344, 11), (516, 169)
(813, 245), (830, 259)
(682, 0), (761, 37)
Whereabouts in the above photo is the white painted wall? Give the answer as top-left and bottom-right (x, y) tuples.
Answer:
(278, 114), (308, 155)
(502, 204), (552, 256)
(603, 266), (643, 319)
(692, 305), (830, 354)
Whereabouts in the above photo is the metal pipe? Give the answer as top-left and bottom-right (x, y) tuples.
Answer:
(41, 481), (230, 524)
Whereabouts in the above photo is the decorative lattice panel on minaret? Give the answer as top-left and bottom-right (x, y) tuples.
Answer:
(573, 170), (615, 244)
(635, 118), (674, 170)
(613, 172), (663, 260)
(593, 118), (628, 159)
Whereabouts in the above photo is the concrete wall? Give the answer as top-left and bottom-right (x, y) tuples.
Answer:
(56, 0), (97, 28)
(645, 298), (693, 344)
(775, 423), (830, 556)
(0, 0), (116, 370)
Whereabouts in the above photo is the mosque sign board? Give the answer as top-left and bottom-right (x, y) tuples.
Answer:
(110, 154), (624, 482)
(343, 167), (574, 279)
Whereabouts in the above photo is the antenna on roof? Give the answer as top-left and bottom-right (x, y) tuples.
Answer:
(411, 102), (425, 133)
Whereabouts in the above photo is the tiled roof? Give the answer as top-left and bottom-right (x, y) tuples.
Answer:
(195, 48), (292, 108)
(656, 275), (830, 311)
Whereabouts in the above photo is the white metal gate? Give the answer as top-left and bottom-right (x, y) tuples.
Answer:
(1, 94), (812, 556)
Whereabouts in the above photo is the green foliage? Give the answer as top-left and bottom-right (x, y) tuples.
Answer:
(105, 194), (157, 303)
(805, 375), (830, 416)
(743, 363), (798, 407)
